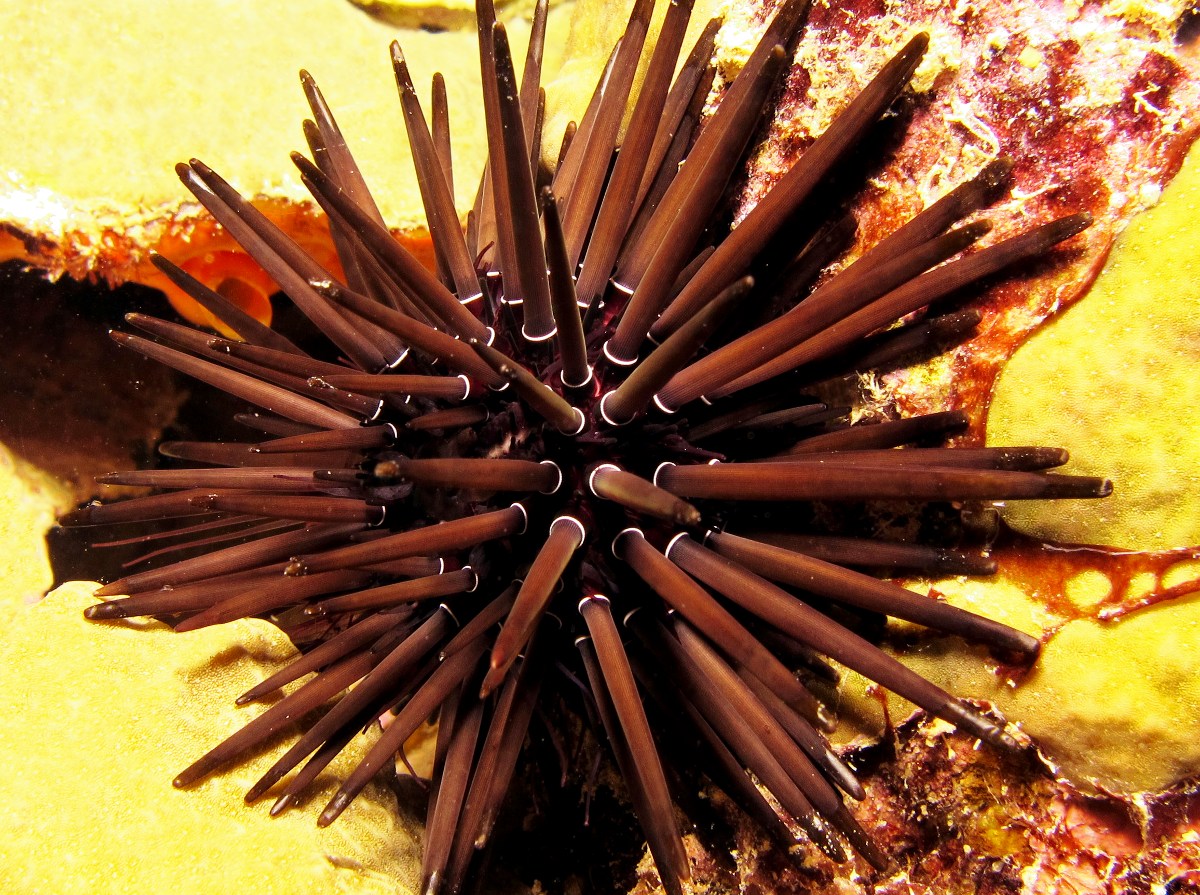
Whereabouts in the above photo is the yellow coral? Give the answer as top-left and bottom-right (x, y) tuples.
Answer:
(988, 144), (1200, 550)
(0, 583), (421, 895)
(0, 0), (567, 244)
(1005, 593), (1200, 792)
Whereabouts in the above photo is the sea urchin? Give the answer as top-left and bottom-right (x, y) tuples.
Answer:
(61, 0), (1110, 890)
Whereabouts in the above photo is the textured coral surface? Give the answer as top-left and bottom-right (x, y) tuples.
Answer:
(990, 141), (1200, 551)
(0, 583), (422, 895)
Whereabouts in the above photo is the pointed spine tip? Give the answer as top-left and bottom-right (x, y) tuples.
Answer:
(318, 792), (351, 827)
(244, 779), (271, 803)
(172, 617), (203, 634)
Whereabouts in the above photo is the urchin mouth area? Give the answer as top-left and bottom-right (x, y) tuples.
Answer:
(55, 0), (1114, 891)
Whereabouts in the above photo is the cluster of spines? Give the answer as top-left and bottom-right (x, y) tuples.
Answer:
(60, 0), (1113, 891)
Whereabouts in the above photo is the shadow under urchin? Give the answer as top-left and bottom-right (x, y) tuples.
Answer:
(59, 0), (1110, 891)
